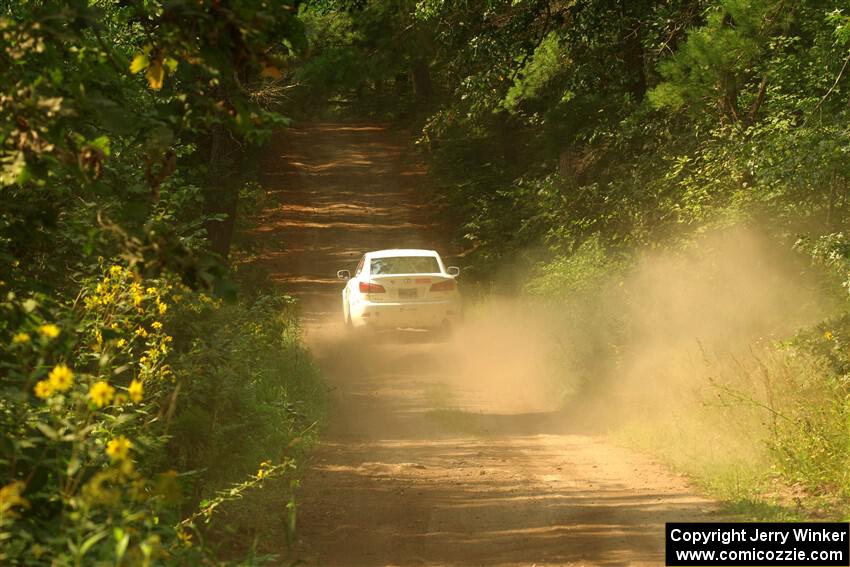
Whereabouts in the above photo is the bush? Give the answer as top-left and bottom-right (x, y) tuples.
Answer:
(0, 264), (324, 564)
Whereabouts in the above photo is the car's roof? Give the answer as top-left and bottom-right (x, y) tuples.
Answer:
(366, 249), (439, 258)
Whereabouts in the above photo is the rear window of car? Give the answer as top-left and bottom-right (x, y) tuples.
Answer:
(370, 256), (440, 275)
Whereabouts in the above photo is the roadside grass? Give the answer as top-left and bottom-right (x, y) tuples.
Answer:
(519, 229), (850, 521)
(188, 185), (330, 562)
(611, 344), (849, 520)
(169, 293), (327, 559)
(613, 396), (799, 521)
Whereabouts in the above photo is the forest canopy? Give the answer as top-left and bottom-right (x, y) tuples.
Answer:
(293, 0), (850, 286)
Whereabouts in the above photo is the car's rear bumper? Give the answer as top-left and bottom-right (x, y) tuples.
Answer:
(351, 298), (460, 329)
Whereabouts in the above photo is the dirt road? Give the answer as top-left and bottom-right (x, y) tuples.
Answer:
(251, 123), (720, 566)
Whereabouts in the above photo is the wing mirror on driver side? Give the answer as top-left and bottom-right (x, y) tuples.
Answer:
(337, 270), (351, 280)
(447, 266), (460, 277)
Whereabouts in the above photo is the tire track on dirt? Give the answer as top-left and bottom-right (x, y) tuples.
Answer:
(250, 122), (721, 566)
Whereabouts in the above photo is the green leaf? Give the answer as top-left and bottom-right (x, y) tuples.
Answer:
(114, 528), (130, 562)
(35, 422), (59, 441)
(90, 136), (111, 156)
(78, 530), (108, 557)
(129, 53), (149, 74)
(67, 457), (80, 476)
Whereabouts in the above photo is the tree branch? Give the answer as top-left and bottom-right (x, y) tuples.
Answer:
(747, 74), (768, 125)
(809, 52), (850, 119)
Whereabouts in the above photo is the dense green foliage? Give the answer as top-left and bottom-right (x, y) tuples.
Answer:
(297, 0), (850, 267)
(0, 0), (325, 563)
(1, 270), (322, 563)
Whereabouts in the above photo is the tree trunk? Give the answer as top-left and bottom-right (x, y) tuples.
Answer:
(203, 124), (241, 260)
(411, 58), (433, 103)
(623, 31), (646, 101)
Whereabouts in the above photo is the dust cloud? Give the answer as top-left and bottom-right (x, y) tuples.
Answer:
(432, 227), (826, 428)
(598, 228), (824, 419)
(308, 227), (826, 437)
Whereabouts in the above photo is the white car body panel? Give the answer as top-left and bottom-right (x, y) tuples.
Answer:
(341, 249), (461, 330)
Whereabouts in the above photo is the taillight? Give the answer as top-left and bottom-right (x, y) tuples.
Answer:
(430, 280), (455, 292)
(359, 281), (385, 293)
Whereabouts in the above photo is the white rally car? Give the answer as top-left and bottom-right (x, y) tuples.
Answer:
(337, 249), (461, 332)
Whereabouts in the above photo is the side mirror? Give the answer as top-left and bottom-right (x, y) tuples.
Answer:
(337, 270), (351, 280)
(447, 266), (460, 277)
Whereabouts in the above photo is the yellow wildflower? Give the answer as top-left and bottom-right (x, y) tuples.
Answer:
(157, 301), (167, 315)
(256, 460), (273, 480)
(145, 287), (156, 295)
(151, 321), (163, 330)
(106, 436), (133, 461)
(128, 379), (144, 403)
(0, 481), (29, 518)
(131, 283), (143, 307)
(824, 330), (834, 341)
(116, 338), (127, 348)
(38, 324), (60, 339)
(135, 327), (148, 338)
(34, 380), (53, 399)
(176, 528), (192, 547)
(109, 265), (123, 277)
(89, 381), (115, 408)
(48, 364), (74, 392)
(12, 332), (30, 344)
